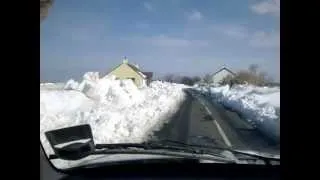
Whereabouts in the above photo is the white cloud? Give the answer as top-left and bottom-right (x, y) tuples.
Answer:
(249, 31), (279, 48)
(150, 35), (191, 47)
(54, 23), (105, 44)
(143, 2), (153, 12)
(124, 35), (209, 48)
(225, 27), (249, 39)
(209, 24), (279, 48)
(210, 24), (249, 39)
(188, 10), (203, 21)
(148, 35), (208, 48)
(250, 0), (280, 16)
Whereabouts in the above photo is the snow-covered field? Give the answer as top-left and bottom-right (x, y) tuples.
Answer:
(195, 84), (280, 142)
(40, 72), (187, 168)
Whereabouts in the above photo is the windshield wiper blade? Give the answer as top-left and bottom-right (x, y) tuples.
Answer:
(95, 143), (162, 149)
(48, 141), (279, 165)
(94, 141), (236, 161)
(48, 141), (236, 163)
(232, 150), (280, 161)
(48, 147), (236, 163)
(95, 142), (225, 158)
(96, 141), (233, 156)
(151, 139), (229, 151)
(94, 148), (235, 162)
(95, 142), (191, 152)
(47, 142), (191, 160)
(148, 139), (280, 164)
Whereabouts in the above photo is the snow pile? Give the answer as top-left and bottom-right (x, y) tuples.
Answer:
(65, 74), (146, 106)
(195, 84), (280, 142)
(64, 79), (79, 90)
(40, 72), (187, 168)
(40, 82), (65, 90)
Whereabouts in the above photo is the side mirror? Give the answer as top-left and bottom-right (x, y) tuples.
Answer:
(45, 124), (95, 160)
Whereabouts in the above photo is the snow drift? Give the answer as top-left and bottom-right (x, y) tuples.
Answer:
(40, 72), (187, 167)
(40, 82), (65, 90)
(195, 84), (280, 143)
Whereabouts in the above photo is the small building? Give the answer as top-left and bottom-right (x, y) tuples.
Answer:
(211, 66), (236, 85)
(105, 58), (153, 87)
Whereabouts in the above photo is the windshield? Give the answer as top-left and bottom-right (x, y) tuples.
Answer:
(40, 0), (280, 170)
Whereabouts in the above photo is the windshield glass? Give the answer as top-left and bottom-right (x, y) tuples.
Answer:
(40, 0), (280, 170)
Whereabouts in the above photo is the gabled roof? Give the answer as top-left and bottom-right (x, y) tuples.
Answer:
(127, 63), (141, 73)
(106, 61), (153, 79)
(211, 67), (236, 77)
(126, 63), (147, 78)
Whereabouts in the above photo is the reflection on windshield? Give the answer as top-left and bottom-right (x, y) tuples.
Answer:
(41, 0), (280, 169)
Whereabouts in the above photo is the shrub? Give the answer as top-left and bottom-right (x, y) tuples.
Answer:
(220, 74), (234, 85)
(202, 73), (212, 84)
(221, 64), (270, 86)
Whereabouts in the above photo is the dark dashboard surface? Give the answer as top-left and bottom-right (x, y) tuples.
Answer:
(41, 145), (280, 180)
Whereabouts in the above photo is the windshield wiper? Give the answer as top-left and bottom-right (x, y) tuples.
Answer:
(48, 140), (279, 165)
(48, 141), (236, 163)
(95, 141), (232, 160)
(145, 139), (280, 165)
(45, 124), (279, 165)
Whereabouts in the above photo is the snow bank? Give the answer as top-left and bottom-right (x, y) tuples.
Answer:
(40, 82), (65, 90)
(40, 72), (187, 168)
(195, 84), (280, 142)
(64, 79), (79, 90)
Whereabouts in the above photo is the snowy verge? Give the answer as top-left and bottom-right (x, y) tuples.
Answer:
(194, 84), (280, 142)
(40, 82), (65, 90)
(40, 72), (187, 168)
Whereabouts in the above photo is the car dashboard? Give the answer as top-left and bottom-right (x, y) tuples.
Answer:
(41, 145), (280, 180)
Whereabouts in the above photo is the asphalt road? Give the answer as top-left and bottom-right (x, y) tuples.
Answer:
(152, 88), (280, 155)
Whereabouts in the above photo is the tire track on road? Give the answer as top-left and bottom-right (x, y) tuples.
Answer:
(151, 93), (193, 143)
(188, 89), (280, 154)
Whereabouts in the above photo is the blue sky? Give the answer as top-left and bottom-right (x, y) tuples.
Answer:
(41, 0), (280, 82)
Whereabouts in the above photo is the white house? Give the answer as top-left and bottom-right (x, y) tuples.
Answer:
(211, 67), (236, 85)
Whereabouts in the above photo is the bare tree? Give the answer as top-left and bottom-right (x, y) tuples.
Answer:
(192, 76), (201, 83)
(220, 64), (271, 86)
(203, 73), (212, 83)
(41, 0), (54, 22)
(220, 74), (235, 85)
(258, 71), (267, 79)
(249, 64), (259, 75)
(163, 74), (175, 82)
(266, 75), (274, 83)
(181, 76), (194, 86)
(173, 75), (183, 83)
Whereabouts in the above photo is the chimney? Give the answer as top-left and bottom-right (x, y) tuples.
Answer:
(123, 56), (128, 64)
